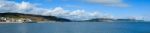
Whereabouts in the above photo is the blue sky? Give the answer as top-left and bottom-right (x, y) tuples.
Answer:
(1, 0), (150, 20)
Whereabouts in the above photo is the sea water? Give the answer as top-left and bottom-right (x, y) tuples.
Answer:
(0, 22), (150, 33)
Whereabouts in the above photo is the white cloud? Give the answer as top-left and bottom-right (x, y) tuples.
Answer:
(52, 0), (128, 7)
(0, 0), (117, 20)
(40, 7), (112, 20)
(85, 0), (128, 7)
(1, 0), (147, 21)
(44, 7), (69, 16)
(0, 0), (17, 13)
(16, 1), (33, 10)
(0, 0), (47, 15)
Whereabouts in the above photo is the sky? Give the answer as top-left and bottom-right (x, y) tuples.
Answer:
(0, 0), (150, 21)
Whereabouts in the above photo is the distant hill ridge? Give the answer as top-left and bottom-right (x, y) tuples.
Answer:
(83, 18), (145, 22)
(0, 12), (146, 22)
(0, 12), (71, 22)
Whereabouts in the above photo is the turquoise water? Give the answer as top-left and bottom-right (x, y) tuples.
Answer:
(0, 22), (150, 33)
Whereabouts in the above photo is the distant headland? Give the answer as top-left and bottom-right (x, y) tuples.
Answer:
(0, 12), (147, 23)
(0, 12), (71, 23)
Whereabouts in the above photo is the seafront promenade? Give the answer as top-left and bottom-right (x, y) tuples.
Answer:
(0, 17), (32, 23)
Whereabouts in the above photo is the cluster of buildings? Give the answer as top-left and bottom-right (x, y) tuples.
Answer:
(0, 17), (32, 23)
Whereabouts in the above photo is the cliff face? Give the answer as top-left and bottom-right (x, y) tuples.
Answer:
(0, 12), (71, 22)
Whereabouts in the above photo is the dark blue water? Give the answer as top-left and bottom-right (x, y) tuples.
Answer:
(0, 22), (150, 33)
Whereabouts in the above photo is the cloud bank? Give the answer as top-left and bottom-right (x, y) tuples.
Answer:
(42, 7), (114, 20)
(0, 0), (114, 20)
(63, 0), (128, 7)
(86, 0), (128, 7)
(85, 0), (128, 7)
(0, 0), (147, 21)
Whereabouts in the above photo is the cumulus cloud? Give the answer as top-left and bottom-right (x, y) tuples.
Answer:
(0, 0), (47, 15)
(0, 0), (17, 13)
(61, 0), (128, 7)
(2, 0), (145, 21)
(84, 0), (128, 7)
(0, 0), (113, 20)
(43, 7), (113, 20)
(16, 1), (33, 10)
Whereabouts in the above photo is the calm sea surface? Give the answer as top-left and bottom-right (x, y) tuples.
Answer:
(0, 22), (150, 33)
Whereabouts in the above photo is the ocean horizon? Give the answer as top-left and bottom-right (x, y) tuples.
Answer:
(0, 22), (150, 33)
